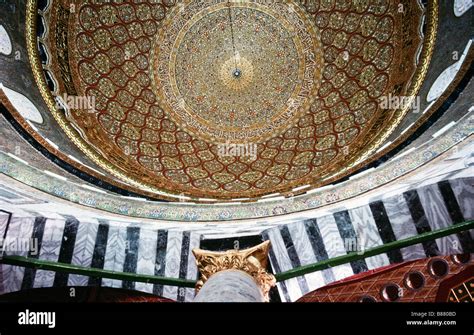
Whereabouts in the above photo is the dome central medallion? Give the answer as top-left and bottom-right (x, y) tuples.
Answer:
(151, 0), (323, 144)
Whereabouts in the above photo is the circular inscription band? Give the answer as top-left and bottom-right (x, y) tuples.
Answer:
(151, 0), (323, 144)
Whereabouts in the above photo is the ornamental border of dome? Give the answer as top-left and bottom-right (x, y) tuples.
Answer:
(21, 0), (438, 203)
(0, 117), (471, 222)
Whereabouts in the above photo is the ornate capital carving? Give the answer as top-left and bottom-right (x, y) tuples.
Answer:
(193, 241), (276, 302)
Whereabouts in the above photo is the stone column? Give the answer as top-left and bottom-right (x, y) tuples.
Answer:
(192, 241), (276, 302)
(193, 269), (264, 302)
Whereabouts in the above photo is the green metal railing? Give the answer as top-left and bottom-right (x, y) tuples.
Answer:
(1, 220), (472, 287)
(0, 255), (196, 288)
(275, 220), (474, 281)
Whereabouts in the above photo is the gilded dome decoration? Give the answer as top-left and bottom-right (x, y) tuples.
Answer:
(29, 0), (430, 201)
(151, 1), (323, 144)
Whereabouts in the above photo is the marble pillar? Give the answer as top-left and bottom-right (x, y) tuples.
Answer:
(193, 269), (264, 302)
(192, 241), (276, 302)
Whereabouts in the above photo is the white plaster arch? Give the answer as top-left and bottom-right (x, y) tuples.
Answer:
(1, 85), (44, 124)
(427, 40), (472, 102)
(0, 25), (12, 56)
(454, 0), (474, 17)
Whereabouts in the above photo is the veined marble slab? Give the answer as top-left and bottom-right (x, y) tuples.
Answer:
(68, 220), (98, 286)
(102, 225), (127, 288)
(0, 216), (35, 294)
(34, 219), (65, 288)
(162, 230), (183, 300)
(417, 184), (461, 254)
(348, 206), (390, 270)
(134, 228), (158, 294)
(184, 232), (201, 302)
(316, 215), (354, 281)
(286, 222), (326, 292)
(0, 211), (10, 241)
(264, 228), (302, 302)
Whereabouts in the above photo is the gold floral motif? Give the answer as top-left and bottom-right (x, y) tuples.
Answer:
(220, 57), (254, 92)
(193, 241), (276, 302)
(152, 0), (323, 144)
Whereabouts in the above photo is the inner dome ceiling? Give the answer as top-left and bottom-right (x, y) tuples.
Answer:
(35, 0), (428, 201)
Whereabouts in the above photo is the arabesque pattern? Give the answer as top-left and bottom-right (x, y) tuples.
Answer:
(44, 0), (423, 199)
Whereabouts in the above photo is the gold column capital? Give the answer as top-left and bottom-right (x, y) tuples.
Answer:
(193, 241), (276, 302)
